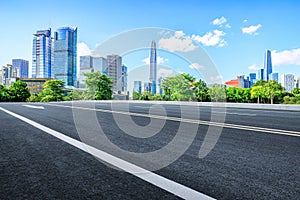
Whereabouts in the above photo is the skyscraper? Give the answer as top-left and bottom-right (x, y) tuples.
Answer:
(32, 29), (52, 78)
(53, 26), (77, 87)
(133, 81), (142, 94)
(149, 40), (157, 94)
(281, 74), (294, 93)
(249, 73), (256, 87)
(269, 72), (279, 82)
(257, 69), (264, 80)
(106, 54), (122, 92)
(264, 50), (272, 81)
(12, 59), (29, 78)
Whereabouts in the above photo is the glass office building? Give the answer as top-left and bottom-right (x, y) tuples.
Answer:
(32, 29), (52, 78)
(12, 59), (29, 78)
(264, 50), (272, 81)
(150, 40), (157, 94)
(53, 26), (77, 87)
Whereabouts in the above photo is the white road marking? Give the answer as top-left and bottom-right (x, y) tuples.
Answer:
(0, 107), (215, 200)
(43, 103), (300, 137)
(23, 105), (45, 110)
(212, 111), (256, 116)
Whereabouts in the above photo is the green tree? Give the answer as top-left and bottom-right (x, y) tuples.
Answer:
(8, 80), (31, 102)
(209, 84), (226, 102)
(39, 80), (65, 102)
(242, 88), (252, 103)
(265, 80), (285, 104)
(292, 87), (300, 95)
(193, 79), (209, 102)
(226, 87), (243, 102)
(132, 91), (141, 100)
(161, 73), (195, 101)
(251, 85), (266, 104)
(84, 72), (113, 100)
(253, 80), (267, 86)
(95, 74), (112, 100)
(140, 91), (152, 100)
(0, 84), (10, 102)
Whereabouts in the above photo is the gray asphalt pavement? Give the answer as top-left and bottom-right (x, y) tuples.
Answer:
(0, 101), (299, 199)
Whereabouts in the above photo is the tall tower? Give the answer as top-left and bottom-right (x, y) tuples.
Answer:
(32, 29), (52, 78)
(149, 40), (157, 94)
(264, 49), (272, 81)
(53, 26), (77, 87)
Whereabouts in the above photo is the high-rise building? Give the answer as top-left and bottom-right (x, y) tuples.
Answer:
(106, 54), (122, 92)
(80, 55), (92, 69)
(269, 72), (279, 82)
(121, 65), (127, 92)
(53, 26), (77, 87)
(133, 81), (142, 94)
(280, 74), (294, 93)
(92, 57), (106, 72)
(258, 69), (264, 80)
(264, 50), (272, 81)
(149, 40), (157, 94)
(32, 29), (52, 78)
(144, 82), (152, 93)
(12, 59), (29, 78)
(249, 73), (256, 87)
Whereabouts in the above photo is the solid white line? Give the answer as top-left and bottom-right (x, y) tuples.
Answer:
(0, 107), (214, 200)
(23, 105), (45, 110)
(43, 103), (300, 137)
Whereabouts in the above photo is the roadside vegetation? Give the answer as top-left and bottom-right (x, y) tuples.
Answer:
(0, 72), (299, 104)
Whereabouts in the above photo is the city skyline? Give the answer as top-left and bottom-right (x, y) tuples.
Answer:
(0, 1), (300, 84)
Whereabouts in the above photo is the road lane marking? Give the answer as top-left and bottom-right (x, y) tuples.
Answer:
(0, 107), (214, 200)
(23, 105), (45, 110)
(212, 111), (256, 116)
(41, 103), (300, 137)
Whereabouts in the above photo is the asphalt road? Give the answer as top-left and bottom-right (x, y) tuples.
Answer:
(0, 101), (299, 199)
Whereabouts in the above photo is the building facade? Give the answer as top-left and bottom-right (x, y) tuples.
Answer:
(281, 74), (294, 93)
(20, 78), (52, 94)
(32, 29), (52, 78)
(264, 49), (272, 81)
(258, 68), (264, 80)
(53, 26), (77, 87)
(106, 55), (122, 92)
(269, 72), (279, 82)
(12, 59), (29, 78)
(133, 81), (142, 94)
(149, 40), (157, 94)
(249, 73), (256, 87)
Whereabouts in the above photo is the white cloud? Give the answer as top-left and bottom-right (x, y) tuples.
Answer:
(158, 30), (198, 52)
(189, 63), (205, 70)
(248, 64), (261, 70)
(77, 42), (91, 76)
(212, 16), (227, 26)
(242, 24), (262, 35)
(157, 68), (177, 78)
(272, 48), (300, 66)
(192, 30), (227, 47)
(209, 75), (223, 84)
(142, 56), (169, 65)
(225, 24), (231, 29)
(243, 19), (248, 23)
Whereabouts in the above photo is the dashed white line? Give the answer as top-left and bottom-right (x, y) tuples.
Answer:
(23, 105), (45, 110)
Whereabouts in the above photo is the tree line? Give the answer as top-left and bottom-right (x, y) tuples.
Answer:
(134, 73), (300, 104)
(0, 72), (299, 104)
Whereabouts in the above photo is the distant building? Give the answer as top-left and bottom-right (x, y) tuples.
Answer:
(269, 72), (279, 82)
(249, 73), (256, 87)
(144, 82), (152, 92)
(281, 74), (294, 93)
(225, 79), (239, 87)
(226, 75), (250, 88)
(106, 54), (122, 92)
(53, 26), (77, 87)
(32, 29), (52, 78)
(121, 65), (127, 92)
(264, 49), (272, 81)
(80, 55), (92, 69)
(158, 77), (163, 95)
(20, 78), (52, 94)
(12, 59), (29, 78)
(133, 81), (142, 94)
(149, 40), (157, 94)
(258, 69), (264, 80)
(93, 57), (106, 72)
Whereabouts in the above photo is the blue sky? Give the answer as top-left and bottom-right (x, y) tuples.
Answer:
(1, 0), (300, 83)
